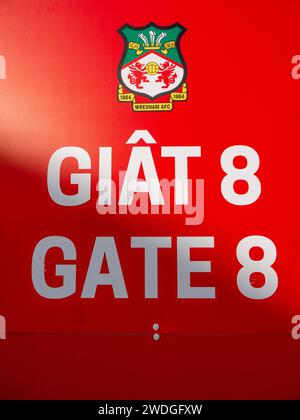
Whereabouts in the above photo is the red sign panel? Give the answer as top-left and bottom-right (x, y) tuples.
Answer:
(0, 0), (299, 399)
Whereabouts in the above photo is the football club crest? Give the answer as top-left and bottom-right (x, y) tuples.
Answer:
(117, 23), (187, 112)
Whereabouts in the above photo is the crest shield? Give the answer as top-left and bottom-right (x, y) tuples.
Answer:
(118, 23), (187, 101)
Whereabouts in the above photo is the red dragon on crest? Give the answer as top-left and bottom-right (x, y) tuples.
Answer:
(155, 62), (177, 88)
(128, 62), (149, 89)
(128, 61), (177, 89)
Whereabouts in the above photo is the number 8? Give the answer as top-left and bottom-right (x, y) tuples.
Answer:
(237, 236), (278, 299)
(221, 145), (261, 205)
